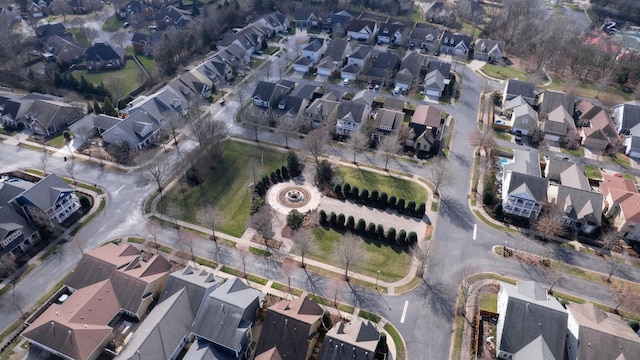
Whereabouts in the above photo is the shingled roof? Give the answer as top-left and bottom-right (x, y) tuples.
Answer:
(13, 174), (74, 213)
(319, 319), (379, 360)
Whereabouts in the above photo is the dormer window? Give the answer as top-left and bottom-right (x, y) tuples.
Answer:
(565, 205), (573, 214)
(278, 101), (286, 110)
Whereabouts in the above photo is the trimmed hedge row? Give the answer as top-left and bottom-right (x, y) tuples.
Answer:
(319, 210), (418, 247)
(251, 165), (291, 214)
(333, 183), (425, 219)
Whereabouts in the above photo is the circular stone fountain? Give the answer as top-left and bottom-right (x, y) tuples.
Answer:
(277, 186), (311, 208)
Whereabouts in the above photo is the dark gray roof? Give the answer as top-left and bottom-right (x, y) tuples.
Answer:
(616, 103), (640, 133)
(474, 38), (504, 54)
(556, 185), (603, 226)
(379, 23), (405, 36)
(373, 52), (399, 70)
(349, 46), (373, 60)
(274, 95), (306, 118)
(337, 101), (368, 124)
(184, 339), (238, 360)
(14, 174), (74, 212)
(115, 289), (194, 360)
(342, 63), (360, 74)
(159, 266), (222, 318)
(294, 8), (318, 21)
(499, 282), (567, 360)
(505, 79), (536, 100)
(295, 57), (313, 66)
(346, 19), (377, 33)
(324, 40), (348, 62)
(319, 320), (379, 360)
(536, 90), (576, 115)
(399, 52), (423, 76)
(506, 173), (549, 203)
(505, 149), (541, 177)
(440, 31), (472, 49)
(425, 70), (445, 92)
(426, 59), (451, 79)
(0, 180), (33, 206)
(0, 206), (38, 256)
(192, 278), (261, 354)
(252, 81), (278, 102)
(303, 38), (324, 52)
(291, 84), (318, 100)
(410, 26), (440, 42)
(85, 42), (124, 62)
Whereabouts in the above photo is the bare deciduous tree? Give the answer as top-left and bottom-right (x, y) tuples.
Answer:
(302, 127), (330, 165)
(180, 235), (196, 263)
(238, 245), (250, 279)
(65, 157), (77, 186)
(291, 228), (315, 268)
(277, 115), (301, 148)
(199, 205), (223, 245)
(334, 233), (366, 281)
(279, 260), (296, 296)
(164, 112), (183, 147)
(410, 243), (430, 277)
(249, 205), (275, 247)
(347, 131), (369, 164)
(378, 132), (402, 170)
(467, 126), (497, 152)
(147, 221), (161, 254)
(612, 280), (640, 313)
(38, 148), (50, 176)
(138, 152), (169, 192)
(430, 157), (452, 196)
(81, 26), (99, 43)
(562, 130), (582, 151)
(0, 254), (17, 277)
(242, 106), (269, 142)
(534, 205), (565, 241)
(110, 31), (127, 48)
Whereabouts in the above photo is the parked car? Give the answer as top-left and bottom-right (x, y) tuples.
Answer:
(343, 78), (350, 86)
(374, 84), (380, 92)
(392, 86), (401, 96)
(123, 21), (130, 28)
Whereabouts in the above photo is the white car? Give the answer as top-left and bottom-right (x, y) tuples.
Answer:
(392, 86), (401, 96)
(343, 78), (350, 86)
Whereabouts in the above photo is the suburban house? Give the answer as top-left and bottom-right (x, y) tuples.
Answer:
(115, 266), (223, 360)
(294, 57), (314, 73)
(255, 296), (324, 360)
(574, 99), (603, 127)
(123, 86), (188, 123)
(367, 52), (399, 86)
(0, 205), (39, 260)
(305, 96), (340, 128)
(153, 5), (191, 30)
(131, 31), (163, 56)
(294, 8), (320, 29)
(541, 106), (576, 143)
(347, 19), (379, 42)
(271, 94), (309, 126)
(301, 38), (326, 64)
(119, 0), (154, 20)
(473, 38), (504, 63)
(551, 185), (603, 235)
(496, 281), (568, 360)
(458, 0), (486, 20)
(43, 35), (87, 64)
(260, 12), (290, 34)
(377, 23), (407, 45)
(439, 31), (472, 57)
(503, 79), (536, 105)
(424, 59), (451, 98)
(10, 174), (81, 230)
(613, 101), (640, 158)
(192, 277), (261, 359)
(84, 42), (126, 71)
(22, 99), (83, 137)
(322, 10), (353, 35)
(335, 101), (371, 136)
(420, 1), (450, 23)
(251, 80), (292, 108)
(409, 25), (441, 52)
(567, 302), (640, 360)
(601, 173), (640, 242)
(291, 84), (319, 101)
(510, 103), (538, 136)
(406, 105), (444, 157)
(501, 149), (548, 219)
(168, 71), (212, 104)
(580, 107), (619, 151)
(318, 319), (380, 360)
(371, 107), (404, 141)
(35, 23), (72, 45)
(95, 112), (161, 150)
(193, 57), (234, 90)
(24, 244), (172, 360)
(395, 52), (424, 90)
(346, 46), (374, 69)
(317, 40), (349, 76)
(536, 90), (576, 116)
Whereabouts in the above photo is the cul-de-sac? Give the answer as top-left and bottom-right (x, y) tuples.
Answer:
(1, 0), (640, 359)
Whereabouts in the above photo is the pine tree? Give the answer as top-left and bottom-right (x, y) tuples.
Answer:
(103, 97), (117, 117)
(93, 99), (103, 114)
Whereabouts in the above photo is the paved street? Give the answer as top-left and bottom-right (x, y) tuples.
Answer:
(2, 47), (640, 360)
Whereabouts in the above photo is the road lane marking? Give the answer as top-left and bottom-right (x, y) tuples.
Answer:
(114, 185), (125, 194)
(473, 223), (477, 240)
(400, 300), (409, 323)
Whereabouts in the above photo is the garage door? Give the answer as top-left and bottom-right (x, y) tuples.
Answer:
(629, 150), (640, 159)
(544, 134), (560, 142)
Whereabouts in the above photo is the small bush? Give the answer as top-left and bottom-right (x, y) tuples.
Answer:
(287, 150), (300, 176)
(281, 165), (290, 180)
(396, 198), (406, 212)
(629, 320), (640, 333)
(337, 213), (346, 228)
(376, 224), (384, 240)
(494, 203), (503, 219)
(275, 168), (282, 181)
(262, 176), (270, 188)
(318, 159), (333, 184)
(483, 190), (494, 206)
(408, 232), (418, 244)
(350, 186), (359, 200)
(388, 195), (396, 209)
(329, 212), (337, 226)
(343, 183), (351, 196)
(379, 192), (388, 207)
(319, 210), (327, 225)
(287, 209), (305, 230)
(360, 188), (369, 203)
(397, 230), (407, 244)
(417, 202), (426, 217)
(334, 184), (342, 198)
(407, 200), (416, 215)
(386, 228), (396, 243)
(371, 189), (379, 204)
(79, 195), (91, 209)
(367, 222), (376, 237)
(270, 172), (278, 184)
(356, 219), (366, 233)
(346, 216), (355, 231)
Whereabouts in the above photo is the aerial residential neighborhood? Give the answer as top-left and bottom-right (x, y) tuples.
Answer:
(2, 0), (640, 359)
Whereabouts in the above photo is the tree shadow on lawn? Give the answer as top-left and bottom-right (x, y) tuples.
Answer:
(327, 226), (407, 255)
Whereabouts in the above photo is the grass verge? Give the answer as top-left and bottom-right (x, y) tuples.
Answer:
(271, 282), (304, 297)
(394, 276), (422, 294)
(249, 246), (272, 257)
(127, 237), (144, 244)
(358, 309), (381, 323)
(195, 258), (218, 269)
(384, 323), (406, 360)
(158, 245), (173, 253)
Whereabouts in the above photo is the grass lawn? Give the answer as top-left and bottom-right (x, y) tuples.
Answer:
(45, 134), (67, 148)
(584, 165), (602, 179)
(336, 165), (428, 203)
(102, 15), (124, 32)
(547, 78), (632, 102)
(478, 292), (497, 313)
(560, 147), (585, 157)
(73, 61), (143, 99)
(136, 55), (158, 75)
(481, 63), (529, 81)
(265, 46), (279, 55)
(384, 323), (406, 360)
(67, 28), (90, 46)
(308, 227), (411, 282)
(157, 140), (286, 237)
(493, 129), (511, 141)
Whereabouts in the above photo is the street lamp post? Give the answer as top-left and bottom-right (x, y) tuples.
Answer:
(375, 270), (380, 289)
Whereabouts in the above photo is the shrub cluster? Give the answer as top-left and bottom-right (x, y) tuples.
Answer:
(251, 165), (291, 214)
(332, 183), (425, 219)
(319, 210), (418, 247)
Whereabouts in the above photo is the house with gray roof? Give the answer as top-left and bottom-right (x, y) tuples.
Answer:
(439, 31), (472, 57)
(168, 71), (212, 103)
(536, 90), (576, 116)
(510, 103), (538, 136)
(410, 25), (441, 52)
(377, 23), (407, 45)
(272, 95), (308, 126)
(395, 52), (423, 90)
(497, 281), (567, 360)
(261, 12), (290, 34)
(335, 101), (371, 136)
(501, 149), (547, 219)
(85, 42), (125, 71)
(301, 38), (326, 64)
(192, 278), (261, 359)
(367, 52), (399, 86)
(252, 81), (292, 108)
(159, 266), (222, 317)
(613, 101), (640, 157)
(322, 11), (353, 35)
(98, 112), (161, 150)
(317, 40), (349, 76)
(255, 296), (324, 360)
(346, 46), (374, 70)
(21, 99), (84, 137)
(319, 319), (380, 360)
(0, 205), (39, 259)
(371, 107), (404, 141)
(183, 338), (240, 360)
(294, 57), (313, 73)
(551, 185), (602, 234)
(125, 86), (188, 123)
(291, 84), (318, 101)
(294, 8), (319, 29)
(1, 98), (35, 128)
(10, 174), (81, 230)
(545, 160), (590, 191)
(153, 5), (191, 30)
(424, 59), (452, 96)
(473, 38), (504, 63)
(305, 97), (340, 128)
(542, 105), (576, 143)
(567, 303), (640, 360)
(43, 35), (87, 65)
(347, 19), (378, 42)
(503, 79), (536, 105)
